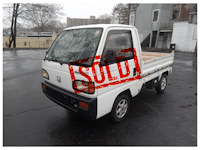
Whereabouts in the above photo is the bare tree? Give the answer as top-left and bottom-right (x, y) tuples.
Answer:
(98, 13), (111, 24)
(111, 3), (128, 24)
(3, 3), (65, 47)
(34, 20), (67, 34)
(6, 3), (19, 48)
(98, 13), (111, 19)
(4, 3), (31, 47)
(19, 3), (65, 32)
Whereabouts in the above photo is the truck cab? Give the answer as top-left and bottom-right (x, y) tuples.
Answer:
(41, 24), (174, 122)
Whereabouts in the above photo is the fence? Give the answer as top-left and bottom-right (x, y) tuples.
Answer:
(3, 36), (56, 49)
(3, 40), (53, 49)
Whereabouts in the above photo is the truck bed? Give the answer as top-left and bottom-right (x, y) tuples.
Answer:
(141, 51), (174, 77)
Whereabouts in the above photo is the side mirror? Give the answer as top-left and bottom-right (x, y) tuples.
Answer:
(105, 50), (116, 65)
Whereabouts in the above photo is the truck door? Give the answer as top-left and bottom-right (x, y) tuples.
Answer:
(97, 29), (137, 95)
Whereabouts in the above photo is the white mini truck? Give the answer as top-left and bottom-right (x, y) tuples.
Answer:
(41, 24), (174, 122)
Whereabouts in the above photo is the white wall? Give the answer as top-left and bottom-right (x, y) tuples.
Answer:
(171, 22), (197, 52)
(135, 4), (153, 43)
(139, 34), (143, 43)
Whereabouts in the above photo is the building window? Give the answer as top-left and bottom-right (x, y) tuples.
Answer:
(129, 13), (135, 25)
(189, 4), (197, 13)
(24, 42), (27, 46)
(153, 9), (159, 22)
(171, 4), (181, 19)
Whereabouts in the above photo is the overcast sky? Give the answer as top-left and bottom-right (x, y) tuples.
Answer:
(2, 2), (118, 28)
(60, 3), (118, 23)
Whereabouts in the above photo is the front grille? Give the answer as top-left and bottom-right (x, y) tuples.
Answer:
(46, 86), (69, 106)
(45, 85), (79, 112)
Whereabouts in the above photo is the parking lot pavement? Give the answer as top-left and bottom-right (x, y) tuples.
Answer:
(3, 50), (197, 146)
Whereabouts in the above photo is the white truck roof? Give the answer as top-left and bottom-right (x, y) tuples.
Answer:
(64, 24), (136, 31)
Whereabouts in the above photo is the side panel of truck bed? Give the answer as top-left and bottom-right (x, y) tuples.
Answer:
(141, 51), (174, 77)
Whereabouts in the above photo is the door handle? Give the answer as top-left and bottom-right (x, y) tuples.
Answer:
(133, 68), (136, 76)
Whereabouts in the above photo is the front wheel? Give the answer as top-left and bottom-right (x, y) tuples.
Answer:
(111, 94), (130, 122)
(156, 74), (167, 93)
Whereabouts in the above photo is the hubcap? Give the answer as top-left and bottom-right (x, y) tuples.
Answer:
(116, 99), (128, 118)
(161, 77), (167, 90)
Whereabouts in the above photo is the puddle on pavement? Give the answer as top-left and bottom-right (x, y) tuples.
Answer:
(174, 60), (193, 66)
(174, 60), (197, 71)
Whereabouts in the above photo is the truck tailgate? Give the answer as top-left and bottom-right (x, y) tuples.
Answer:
(141, 51), (174, 77)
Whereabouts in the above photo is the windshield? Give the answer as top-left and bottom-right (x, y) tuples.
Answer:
(45, 28), (103, 67)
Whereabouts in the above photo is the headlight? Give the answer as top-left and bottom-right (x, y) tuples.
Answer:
(41, 69), (49, 79)
(73, 80), (95, 94)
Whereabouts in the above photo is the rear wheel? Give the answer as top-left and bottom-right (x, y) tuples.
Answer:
(156, 74), (167, 93)
(111, 94), (130, 122)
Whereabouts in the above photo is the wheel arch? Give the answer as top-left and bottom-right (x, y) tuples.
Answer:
(110, 88), (132, 122)
(158, 71), (168, 81)
(96, 82), (136, 119)
(163, 71), (169, 76)
(113, 89), (132, 106)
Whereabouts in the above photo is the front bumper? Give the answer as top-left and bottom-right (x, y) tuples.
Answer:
(41, 81), (97, 120)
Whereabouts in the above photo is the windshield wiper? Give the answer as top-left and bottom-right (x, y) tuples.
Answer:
(51, 58), (59, 62)
(44, 57), (90, 67)
(43, 57), (51, 62)
(68, 61), (90, 67)
(43, 57), (60, 64)
(43, 56), (61, 65)
(59, 60), (68, 65)
(51, 58), (67, 65)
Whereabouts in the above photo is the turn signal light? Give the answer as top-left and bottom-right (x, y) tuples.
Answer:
(42, 84), (46, 90)
(73, 80), (95, 94)
(79, 101), (89, 109)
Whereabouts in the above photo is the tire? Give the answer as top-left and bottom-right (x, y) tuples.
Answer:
(111, 94), (130, 123)
(156, 74), (167, 93)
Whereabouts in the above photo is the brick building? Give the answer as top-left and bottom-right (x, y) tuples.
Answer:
(67, 16), (110, 27)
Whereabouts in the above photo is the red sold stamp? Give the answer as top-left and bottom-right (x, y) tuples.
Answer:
(68, 48), (141, 94)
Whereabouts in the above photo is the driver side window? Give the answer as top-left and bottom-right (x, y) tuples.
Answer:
(100, 30), (134, 66)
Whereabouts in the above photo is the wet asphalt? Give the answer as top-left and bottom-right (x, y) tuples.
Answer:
(3, 50), (197, 146)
